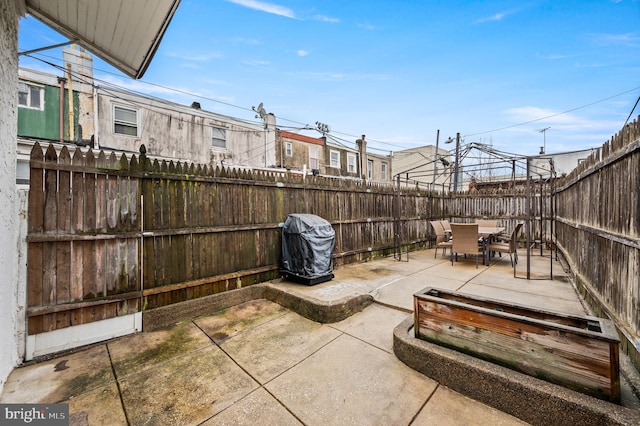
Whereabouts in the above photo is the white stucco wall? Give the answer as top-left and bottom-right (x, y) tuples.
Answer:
(0, 0), (22, 393)
(531, 148), (595, 177)
(393, 145), (452, 188)
(95, 88), (272, 169)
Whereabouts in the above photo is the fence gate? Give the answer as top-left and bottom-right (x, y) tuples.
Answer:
(26, 143), (142, 360)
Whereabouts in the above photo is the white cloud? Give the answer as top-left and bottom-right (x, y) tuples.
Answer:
(242, 59), (270, 67)
(98, 74), (181, 97)
(181, 63), (202, 70)
(574, 61), (609, 68)
(588, 32), (640, 47)
(297, 50), (309, 57)
(536, 52), (581, 60)
(232, 37), (261, 45)
(199, 78), (233, 87)
(165, 51), (222, 62)
(357, 22), (378, 30)
(474, 9), (519, 24)
(505, 106), (575, 124)
(96, 74), (238, 112)
(283, 70), (388, 81)
(315, 15), (340, 23)
(226, 0), (296, 19)
(476, 12), (506, 22)
(503, 106), (619, 132)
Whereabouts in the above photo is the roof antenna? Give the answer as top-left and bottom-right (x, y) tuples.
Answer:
(538, 127), (550, 154)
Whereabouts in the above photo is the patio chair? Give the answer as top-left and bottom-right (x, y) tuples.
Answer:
(476, 219), (499, 228)
(440, 220), (452, 238)
(430, 220), (453, 258)
(488, 222), (523, 267)
(450, 223), (484, 268)
(476, 219), (504, 243)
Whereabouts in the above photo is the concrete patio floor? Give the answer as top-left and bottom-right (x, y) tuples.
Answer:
(2, 248), (640, 425)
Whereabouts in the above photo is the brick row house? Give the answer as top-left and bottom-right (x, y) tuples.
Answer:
(277, 130), (392, 184)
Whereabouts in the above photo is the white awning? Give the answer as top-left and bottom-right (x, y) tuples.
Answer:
(25, 0), (181, 79)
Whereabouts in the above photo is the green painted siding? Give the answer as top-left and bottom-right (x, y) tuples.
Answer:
(17, 81), (79, 141)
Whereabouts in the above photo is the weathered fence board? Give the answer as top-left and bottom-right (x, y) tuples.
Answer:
(24, 127), (640, 378)
(28, 142), (443, 334)
(556, 117), (640, 371)
(27, 140), (565, 338)
(27, 143), (142, 334)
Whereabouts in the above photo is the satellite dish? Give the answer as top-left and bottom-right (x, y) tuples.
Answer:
(252, 102), (267, 119)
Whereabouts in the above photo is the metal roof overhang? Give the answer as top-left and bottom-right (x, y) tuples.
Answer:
(25, 0), (181, 79)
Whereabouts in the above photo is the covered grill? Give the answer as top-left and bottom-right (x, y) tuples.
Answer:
(281, 214), (335, 285)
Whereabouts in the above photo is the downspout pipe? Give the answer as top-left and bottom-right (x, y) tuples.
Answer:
(93, 86), (99, 149)
(57, 77), (67, 143)
(66, 63), (75, 141)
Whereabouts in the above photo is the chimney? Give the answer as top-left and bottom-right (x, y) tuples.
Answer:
(356, 134), (367, 180)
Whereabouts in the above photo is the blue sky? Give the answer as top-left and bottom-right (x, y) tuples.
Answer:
(18, 0), (640, 156)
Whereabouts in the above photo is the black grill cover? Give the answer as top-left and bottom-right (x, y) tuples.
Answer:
(281, 214), (335, 281)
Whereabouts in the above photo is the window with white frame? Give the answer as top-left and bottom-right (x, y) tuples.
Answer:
(347, 153), (357, 173)
(309, 146), (319, 169)
(367, 159), (374, 180)
(211, 127), (227, 149)
(381, 162), (388, 180)
(285, 142), (293, 157)
(113, 105), (138, 136)
(330, 150), (340, 168)
(18, 82), (43, 110)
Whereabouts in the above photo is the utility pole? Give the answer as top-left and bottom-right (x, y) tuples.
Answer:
(445, 133), (461, 192)
(453, 132), (460, 192)
(252, 102), (268, 166)
(315, 121), (330, 137)
(431, 129), (440, 187)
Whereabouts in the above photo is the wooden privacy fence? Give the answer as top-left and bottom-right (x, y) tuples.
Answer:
(27, 144), (142, 335)
(26, 142), (439, 334)
(445, 186), (553, 245)
(555, 118), (640, 368)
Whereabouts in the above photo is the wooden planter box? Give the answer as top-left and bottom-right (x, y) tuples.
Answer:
(413, 287), (621, 403)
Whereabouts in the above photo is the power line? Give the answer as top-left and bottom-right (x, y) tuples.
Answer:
(22, 52), (411, 150)
(464, 86), (640, 138)
(24, 55), (269, 135)
(21, 51), (640, 153)
(623, 95), (640, 127)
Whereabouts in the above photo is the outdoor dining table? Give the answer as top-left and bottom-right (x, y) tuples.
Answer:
(478, 226), (506, 265)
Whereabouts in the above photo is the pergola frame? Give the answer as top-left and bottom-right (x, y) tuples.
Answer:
(393, 142), (557, 279)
